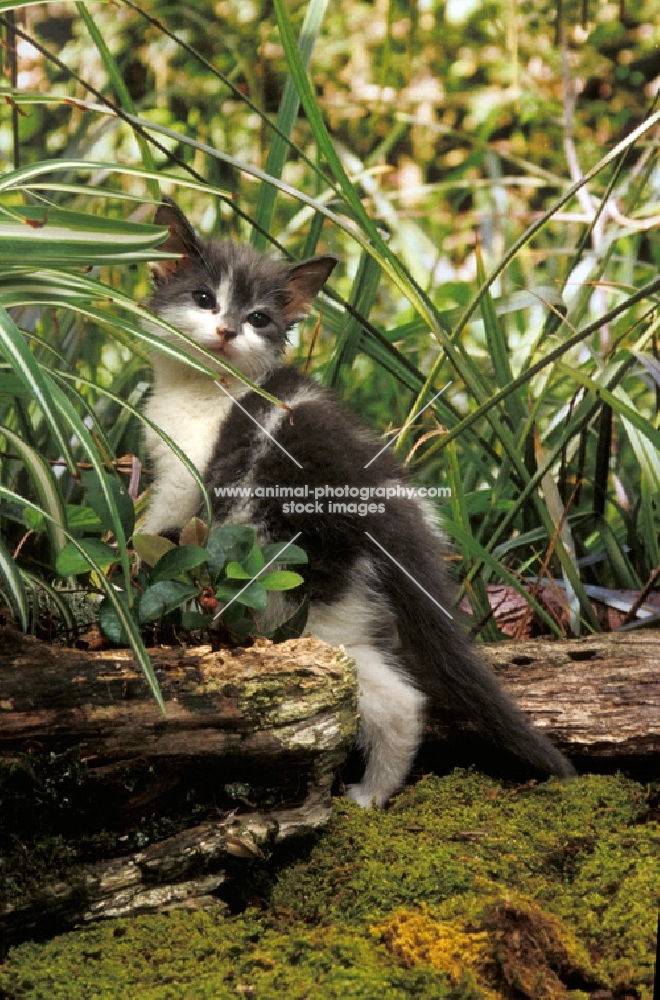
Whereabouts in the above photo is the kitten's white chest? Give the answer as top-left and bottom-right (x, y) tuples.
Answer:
(141, 365), (236, 535)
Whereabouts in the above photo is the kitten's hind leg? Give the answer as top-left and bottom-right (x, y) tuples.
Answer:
(346, 645), (427, 808)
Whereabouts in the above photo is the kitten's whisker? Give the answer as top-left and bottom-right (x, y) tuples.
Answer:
(213, 380), (303, 469)
(364, 531), (453, 621)
(363, 381), (451, 469)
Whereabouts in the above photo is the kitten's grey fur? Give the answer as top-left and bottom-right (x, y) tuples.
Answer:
(142, 199), (574, 807)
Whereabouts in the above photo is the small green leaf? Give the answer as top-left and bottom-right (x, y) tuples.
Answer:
(244, 544), (265, 576)
(22, 506), (46, 532)
(206, 525), (256, 579)
(214, 526), (256, 561)
(271, 595), (309, 643)
(132, 533), (176, 567)
(262, 542), (308, 565)
(260, 570), (304, 591)
(66, 504), (103, 535)
(56, 538), (118, 576)
(82, 469), (135, 540)
(180, 610), (214, 630)
(216, 580), (267, 611)
(99, 598), (132, 644)
(225, 561), (252, 580)
(139, 581), (199, 623)
(150, 545), (208, 584)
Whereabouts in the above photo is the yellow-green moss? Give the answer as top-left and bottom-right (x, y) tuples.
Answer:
(1, 771), (657, 999)
(371, 898), (599, 999)
(372, 906), (494, 996)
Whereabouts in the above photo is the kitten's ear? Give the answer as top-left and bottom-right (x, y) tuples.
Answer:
(282, 255), (338, 325)
(151, 198), (203, 283)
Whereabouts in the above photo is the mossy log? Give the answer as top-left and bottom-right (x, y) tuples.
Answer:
(0, 632), (358, 941)
(0, 629), (658, 940)
(2, 630), (658, 766)
(0, 631), (358, 767)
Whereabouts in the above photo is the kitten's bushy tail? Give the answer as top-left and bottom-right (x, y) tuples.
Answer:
(379, 533), (575, 779)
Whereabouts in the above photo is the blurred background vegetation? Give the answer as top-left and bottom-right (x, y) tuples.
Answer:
(1, 0), (660, 656)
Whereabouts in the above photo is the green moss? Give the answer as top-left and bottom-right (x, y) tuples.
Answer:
(271, 771), (658, 996)
(1, 772), (657, 999)
(0, 909), (466, 999)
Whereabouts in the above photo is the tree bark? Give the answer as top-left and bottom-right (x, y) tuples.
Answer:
(484, 630), (660, 758)
(0, 630), (358, 788)
(2, 630), (658, 765)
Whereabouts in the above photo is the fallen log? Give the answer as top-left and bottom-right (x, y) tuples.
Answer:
(0, 631), (358, 943)
(3, 630), (658, 765)
(423, 631), (660, 761)
(0, 628), (658, 941)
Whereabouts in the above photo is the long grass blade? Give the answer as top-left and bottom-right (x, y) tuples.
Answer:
(537, 441), (581, 634)
(252, 0), (327, 251)
(20, 568), (77, 641)
(442, 517), (563, 637)
(558, 362), (660, 453)
(46, 380), (133, 604)
(0, 532), (29, 630)
(75, 1), (159, 201)
(326, 250), (382, 389)
(445, 441), (501, 639)
(0, 303), (74, 472)
(0, 424), (67, 559)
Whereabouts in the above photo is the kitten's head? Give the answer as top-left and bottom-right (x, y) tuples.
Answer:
(147, 199), (337, 381)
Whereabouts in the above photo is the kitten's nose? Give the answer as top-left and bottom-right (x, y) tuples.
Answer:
(216, 327), (238, 348)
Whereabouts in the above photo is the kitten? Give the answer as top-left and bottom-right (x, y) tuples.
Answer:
(142, 199), (574, 807)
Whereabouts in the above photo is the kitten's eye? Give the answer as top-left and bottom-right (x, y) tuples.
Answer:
(192, 290), (216, 310)
(247, 311), (271, 329)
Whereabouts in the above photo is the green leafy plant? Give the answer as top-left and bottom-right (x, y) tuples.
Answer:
(54, 496), (308, 645)
(1, 0), (659, 706)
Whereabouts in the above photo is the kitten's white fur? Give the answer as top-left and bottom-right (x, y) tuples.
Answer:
(141, 290), (279, 535)
(308, 574), (426, 807)
(142, 361), (233, 535)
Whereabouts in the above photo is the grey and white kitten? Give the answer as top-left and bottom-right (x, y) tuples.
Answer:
(142, 199), (574, 807)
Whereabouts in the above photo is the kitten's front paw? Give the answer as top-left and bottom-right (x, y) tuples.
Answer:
(345, 783), (382, 809)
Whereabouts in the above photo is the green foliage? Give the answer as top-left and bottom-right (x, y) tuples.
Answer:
(0, 0), (659, 680)
(0, 773), (656, 998)
(98, 520), (307, 645)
